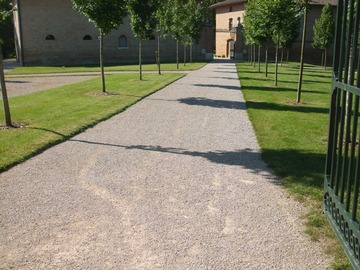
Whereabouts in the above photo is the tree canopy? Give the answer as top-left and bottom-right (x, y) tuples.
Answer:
(127, 0), (158, 40)
(72, 0), (127, 35)
(0, 0), (15, 57)
(243, 0), (271, 46)
(72, 0), (128, 92)
(312, 3), (335, 51)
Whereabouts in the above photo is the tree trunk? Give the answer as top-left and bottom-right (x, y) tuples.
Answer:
(184, 44), (186, 66)
(321, 51), (324, 67)
(176, 40), (179, 69)
(258, 45), (261, 73)
(297, 6), (308, 104)
(265, 46), (269, 77)
(253, 45), (256, 68)
(275, 44), (279, 86)
(324, 49), (327, 70)
(280, 48), (284, 66)
(139, 39), (143, 81)
(0, 49), (12, 127)
(190, 41), (193, 63)
(100, 31), (106, 93)
(157, 31), (161, 75)
(286, 48), (290, 63)
(249, 45), (252, 64)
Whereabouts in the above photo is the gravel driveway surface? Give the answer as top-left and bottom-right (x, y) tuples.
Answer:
(0, 60), (329, 269)
(3, 75), (97, 98)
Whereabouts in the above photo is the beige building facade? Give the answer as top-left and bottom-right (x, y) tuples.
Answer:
(211, 0), (337, 63)
(12, 0), (215, 66)
(211, 0), (247, 60)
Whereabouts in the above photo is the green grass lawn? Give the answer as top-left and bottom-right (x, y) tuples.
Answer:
(237, 62), (351, 269)
(7, 62), (207, 75)
(0, 73), (184, 172)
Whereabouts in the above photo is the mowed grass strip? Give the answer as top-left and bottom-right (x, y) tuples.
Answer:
(7, 62), (208, 75)
(237, 62), (351, 269)
(0, 73), (184, 172)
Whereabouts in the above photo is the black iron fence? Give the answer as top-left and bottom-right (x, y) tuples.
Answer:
(323, 0), (360, 268)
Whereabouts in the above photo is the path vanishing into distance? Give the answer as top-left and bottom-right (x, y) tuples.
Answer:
(0, 60), (330, 269)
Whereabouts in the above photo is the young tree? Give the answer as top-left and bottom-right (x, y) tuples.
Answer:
(312, 3), (335, 69)
(187, 0), (211, 63)
(0, 0), (15, 127)
(279, 17), (299, 64)
(171, 0), (191, 69)
(154, 0), (172, 75)
(266, 0), (300, 86)
(72, 0), (127, 93)
(297, 0), (311, 103)
(244, 0), (272, 74)
(127, 0), (158, 80)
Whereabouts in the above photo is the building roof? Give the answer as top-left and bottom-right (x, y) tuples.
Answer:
(210, 0), (247, 9)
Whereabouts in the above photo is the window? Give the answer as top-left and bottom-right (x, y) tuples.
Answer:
(45, 35), (55, 40)
(229, 6), (232, 12)
(83, 35), (92, 40)
(119, 35), (128, 48)
(229, 18), (233, 30)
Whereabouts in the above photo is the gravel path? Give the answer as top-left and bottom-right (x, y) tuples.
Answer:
(0, 60), (330, 269)
(3, 76), (98, 98)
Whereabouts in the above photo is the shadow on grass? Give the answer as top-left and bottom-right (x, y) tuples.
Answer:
(246, 101), (329, 114)
(262, 148), (325, 190)
(241, 85), (295, 92)
(178, 97), (246, 110)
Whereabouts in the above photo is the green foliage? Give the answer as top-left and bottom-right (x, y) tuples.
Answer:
(171, 0), (191, 44)
(312, 3), (335, 50)
(0, 0), (13, 20)
(154, 0), (173, 37)
(278, 16), (299, 49)
(266, 0), (300, 48)
(71, 0), (127, 35)
(187, 0), (211, 44)
(243, 0), (271, 45)
(0, 0), (15, 57)
(170, 0), (211, 45)
(244, 0), (300, 48)
(128, 0), (158, 40)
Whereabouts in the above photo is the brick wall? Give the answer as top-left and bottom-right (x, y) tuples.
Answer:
(14, 0), (215, 66)
(214, 3), (246, 59)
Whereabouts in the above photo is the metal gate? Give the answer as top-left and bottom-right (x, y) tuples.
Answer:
(323, 0), (360, 268)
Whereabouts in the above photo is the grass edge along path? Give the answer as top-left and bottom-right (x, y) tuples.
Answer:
(6, 62), (208, 75)
(0, 73), (185, 173)
(236, 62), (351, 270)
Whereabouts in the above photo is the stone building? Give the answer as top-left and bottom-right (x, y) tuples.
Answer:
(12, 0), (215, 66)
(211, 0), (337, 63)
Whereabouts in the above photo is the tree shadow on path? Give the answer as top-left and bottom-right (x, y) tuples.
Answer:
(192, 84), (241, 91)
(178, 97), (246, 110)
